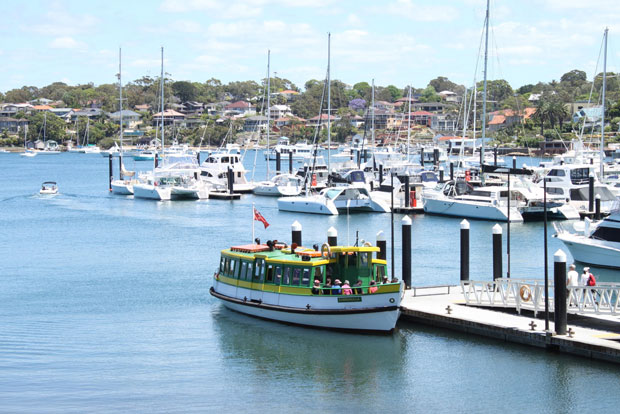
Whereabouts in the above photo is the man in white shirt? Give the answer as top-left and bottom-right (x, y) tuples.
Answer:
(580, 267), (590, 286)
(567, 264), (579, 287)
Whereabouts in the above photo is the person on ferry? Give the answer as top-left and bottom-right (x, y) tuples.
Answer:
(353, 280), (363, 294)
(332, 279), (342, 295)
(342, 280), (352, 295)
(311, 279), (321, 295)
(322, 278), (332, 295)
(368, 280), (378, 294)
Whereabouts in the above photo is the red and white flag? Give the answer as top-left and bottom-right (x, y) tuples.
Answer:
(253, 207), (270, 229)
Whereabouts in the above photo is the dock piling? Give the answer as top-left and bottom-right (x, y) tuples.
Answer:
(595, 194), (601, 220)
(404, 175), (410, 207)
(276, 151), (281, 174)
(450, 162), (454, 181)
(439, 167), (444, 183)
(433, 148), (439, 165)
(292, 221), (302, 247)
(402, 216), (412, 288)
(379, 165), (383, 185)
(554, 249), (568, 335)
(493, 224), (502, 280)
(376, 230), (386, 260)
(108, 154), (113, 192)
(227, 166), (234, 194)
(512, 156), (516, 169)
(589, 173), (595, 213)
(327, 227), (337, 246)
(460, 220), (470, 281)
(289, 151), (293, 174)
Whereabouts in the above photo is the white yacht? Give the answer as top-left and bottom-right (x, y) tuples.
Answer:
(539, 163), (616, 215)
(133, 155), (209, 201)
(264, 137), (313, 162)
(554, 207), (620, 268)
(423, 180), (524, 222)
(253, 174), (303, 197)
(39, 181), (58, 195)
(200, 152), (254, 193)
(278, 185), (390, 215)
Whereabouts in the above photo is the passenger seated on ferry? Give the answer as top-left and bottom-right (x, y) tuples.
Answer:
(311, 279), (321, 295)
(353, 280), (363, 294)
(332, 279), (342, 295)
(368, 280), (378, 294)
(342, 280), (352, 295)
(382, 276), (389, 284)
(391, 277), (399, 283)
(323, 278), (332, 295)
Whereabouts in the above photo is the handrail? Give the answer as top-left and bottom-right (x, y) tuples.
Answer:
(461, 278), (620, 316)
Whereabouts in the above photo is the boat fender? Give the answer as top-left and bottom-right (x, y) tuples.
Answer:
(520, 285), (531, 302)
(321, 243), (331, 259)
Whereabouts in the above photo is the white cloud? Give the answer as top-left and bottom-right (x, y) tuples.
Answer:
(50, 37), (85, 49)
(383, 0), (459, 22)
(28, 10), (98, 37)
(346, 14), (363, 27)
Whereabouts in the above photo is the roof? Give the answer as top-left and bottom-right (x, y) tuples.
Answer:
(279, 90), (299, 95)
(153, 109), (186, 117)
(409, 111), (435, 116)
(488, 115), (506, 125)
(226, 101), (252, 109)
(109, 110), (141, 118)
(32, 105), (53, 110)
(308, 114), (337, 121)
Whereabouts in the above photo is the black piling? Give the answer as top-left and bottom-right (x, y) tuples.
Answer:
(227, 166), (234, 194)
(108, 154), (113, 191)
(402, 216), (412, 288)
(379, 165), (383, 185)
(554, 249), (568, 335)
(276, 151), (281, 174)
(493, 224), (502, 281)
(595, 195), (601, 221)
(197, 151), (201, 165)
(288, 151), (293, 174)
(512, 156), (516, 169)
(291, 221), (302, 246)
(450, 162), (454, 181)
(433, 148), (439, 166)
(460, 220), (470, 281)
(589, 173), (595, 212)
(154, 154), (158, 168)
(376, 230), (386, 261)
(420, 149), (424, 165)
(327, 227), (338, 246)
(494, 147), (498, 166)
(404, 175), (410, 207)
(118, 155), (122, 179)
(439, 167), (444, 183)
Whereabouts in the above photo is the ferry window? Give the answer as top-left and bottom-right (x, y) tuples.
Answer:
(240, 262), (247, 280)
(220, 257), (225, 273)
(301, 269), (310, 286)
(230, 259), (237, 278)
(314, 266), (323, 283)
(255, 261), (262, 278)
(266, 265), (273, 282)
(292, 268), (301, 285)
(376, 265), (385, 280)
(282, 267), (291, 285)
(274, 266), (282, 285)
(224, 258), (230, 275)
(348, 253), (357, 266)
(360, 253), (368, 268)
(259, 262), (265, 282)
(248, 263), (255, 281)
(546, 187), (563, 195)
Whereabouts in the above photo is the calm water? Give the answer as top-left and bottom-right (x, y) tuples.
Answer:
(1, 152), (620, 413)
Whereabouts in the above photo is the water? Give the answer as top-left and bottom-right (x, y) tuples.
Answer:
(1, 152), (620, 413)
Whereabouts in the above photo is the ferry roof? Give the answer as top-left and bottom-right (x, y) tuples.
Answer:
(222, 244), (380, 266)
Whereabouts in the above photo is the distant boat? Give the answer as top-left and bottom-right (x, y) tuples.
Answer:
(39, 181), (58, 195)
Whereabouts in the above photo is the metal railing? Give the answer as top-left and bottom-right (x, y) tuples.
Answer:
(461, 278), (620, 316)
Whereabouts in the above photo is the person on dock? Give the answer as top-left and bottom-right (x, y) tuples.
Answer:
(567, 264), (579, 306)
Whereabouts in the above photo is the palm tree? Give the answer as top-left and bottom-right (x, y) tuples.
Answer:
(533, 99), (550, 135)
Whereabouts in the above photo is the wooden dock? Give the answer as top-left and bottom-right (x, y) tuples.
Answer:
(210, 192), (242, 200)
(400, 286), (620, 364)
(392, 206), (425, 214)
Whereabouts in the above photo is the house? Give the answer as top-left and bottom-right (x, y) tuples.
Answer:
(243, 115), (269, 132)
(268, 104), (292, 119)
(573, 106), (603, 128)
(68, 108), (104, 121)
(412, 102), (445, 112)
(349, 115), (364, 128)
(432, 113), (458, 131)
(108, 110), (142, 128)
(274, 90), (299, 102)
(364, 109), (402, 130)
(306, 114), (338, 128)
(32, 105), (54, 112)
(176, 101), (204, 116)
(225, 101), (255, 115)
(0, 117), (28, 133)
(134, 104), (151, 112)
(0, 103), (33, 117)
(274, 116), (305, 129)
(407, 111), (436, 128)
(29, 98), (54, 106)
(487, 108), (537, 131)
(49, 108), (74, 119)
(373, 100), (395, 111)
(528, 93), (541, 102)
(438, 90), (461, 103)
(152, 109), (186, 126)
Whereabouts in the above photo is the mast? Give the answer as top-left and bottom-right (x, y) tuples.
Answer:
(481, 0), (490, 172)
(119, 47), (123, 155)
(601, 28), (608, 178)
(160, 47), (165, 154)
(266, 50), (271, 179)
(371, 79), (375, 150)
(327, 32), (331, 171)
(407, 85), (411, 160)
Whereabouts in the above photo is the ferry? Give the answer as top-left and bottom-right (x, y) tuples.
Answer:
(210, 240), (403, 333)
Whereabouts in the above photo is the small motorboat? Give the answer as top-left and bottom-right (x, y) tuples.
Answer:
(39, 181), (58, 195)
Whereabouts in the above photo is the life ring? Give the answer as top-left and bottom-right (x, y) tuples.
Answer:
(321, 243), (331, 259)
(520, 285), (531, 302)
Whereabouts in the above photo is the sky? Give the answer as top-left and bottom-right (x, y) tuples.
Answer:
(1, 0), (620, 94)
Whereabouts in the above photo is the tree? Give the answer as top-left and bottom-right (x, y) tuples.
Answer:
(560, 69), (587, 86)
(419, 85), (440, 103)
(385, 85), (402, 102)
(352, 82), (371, 101)
(429, 76), (458, 93)
(224, 80), (260, 101)
(484, 79), (513, 103)
(348, 98), (366, 111)
(172, 81), (198, 102)
(533, 98), (550, 136)
(4, 86), (38, 103)
(27, 112), (66, 143)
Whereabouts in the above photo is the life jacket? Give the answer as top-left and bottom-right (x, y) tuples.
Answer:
(587, 273), (596, 286)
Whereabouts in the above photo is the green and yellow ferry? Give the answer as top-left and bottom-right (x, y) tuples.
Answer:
(210, 240), (403, 333)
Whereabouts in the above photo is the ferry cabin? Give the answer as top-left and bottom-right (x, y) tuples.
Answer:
(211, 243), (402, 333)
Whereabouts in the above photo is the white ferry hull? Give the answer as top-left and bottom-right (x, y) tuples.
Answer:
(211, 286), (401, 333)
(423, 197), (523, 222)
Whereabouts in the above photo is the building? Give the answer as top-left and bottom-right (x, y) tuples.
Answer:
(152, 109), (186, 126)
(224, 101), (255, 116)
(134, 104), (151, 112)
(108, 110), (142, 128)
(68, 108), (104, 121)
(407, 111), (436, 128)
(306, 114), (338, 128)
(243, 115), (269, 132)
(432, 113), (458, 131)
(0, 117), (28, 133)
(438, 90), (461, 103)
(0, 103), (33, 117)
(412, 102), (445, 112)
(487, 108), (536, 131)
(274, 90), (299, 102)
(268, 104), (292, 119)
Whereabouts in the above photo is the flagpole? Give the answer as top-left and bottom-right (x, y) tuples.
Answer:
(252, 203), (255, 244)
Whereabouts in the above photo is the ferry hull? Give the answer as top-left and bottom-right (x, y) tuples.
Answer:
(211, 287), (400, 333)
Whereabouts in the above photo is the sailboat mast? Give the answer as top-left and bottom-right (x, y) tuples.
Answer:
(160, 47), (165, 153)
(119, 47), (123, 154)
(407, 85), (411, 160)
(266, 50), (271, 179)
(327, 32), (331, 171)
(481, 0), (490, 167)
(371, 79), (375, 150)
(601, 27), (608, 178)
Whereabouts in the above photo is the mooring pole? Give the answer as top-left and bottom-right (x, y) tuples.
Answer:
(554, 249), (567, 335)
(404, 175), (410, 208)
(402, 215), (412, 288)
(376, 230), (386, 261)
(379, 164), (383, 185)
(227, 166), (234, 194)
(544, 176), (550, 332)
(460, 219), (470, 281)
(276, 151), (281, 175)
(327, 226), (338, 246)
(292, 220), (302, 247)
(450, 162), (454, 181)
(589, 173), (595, 213)
(595, 194), (601, 221)
(439, 167), (444, 183)
(494, 146), (498, 166)
(108, 154), (113, 191)
(289, 151), (293, 174)
(512, 156), (516, 169)
(492, 224), (502, 281)
(391, 173), (395, 280)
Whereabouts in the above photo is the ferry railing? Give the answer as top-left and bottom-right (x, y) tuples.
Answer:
(461, 278), (620, 316)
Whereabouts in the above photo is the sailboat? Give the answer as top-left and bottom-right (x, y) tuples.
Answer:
(278, 34), (390, 215)
(20, 124), (36, 157)
(35, 113), (61, 154)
